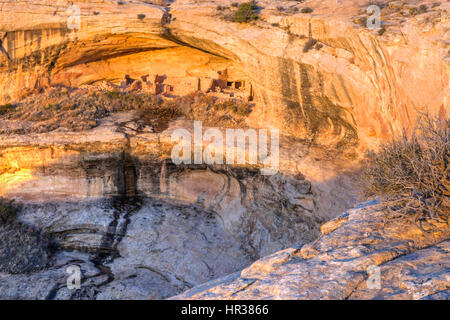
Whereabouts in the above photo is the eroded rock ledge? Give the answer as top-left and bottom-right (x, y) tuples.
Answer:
(172, 200), (450, 300)
(0, 112), (362, 299)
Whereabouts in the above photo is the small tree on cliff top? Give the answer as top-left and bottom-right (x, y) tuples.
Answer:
(233, 1), (259, 23)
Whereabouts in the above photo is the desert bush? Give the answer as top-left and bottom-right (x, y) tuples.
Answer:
(357, 16), (367, 27)
(0, 198), (17, 225)
(233, 1), (259, 23)
(378, 26), (386, 35)
(0, 103), (15, 115)
(419, 4), (428, 13)
(301, 7), (313, 14)
(137, 14), (146, 20)
(409, 7), (418, 16)
(363, 113), (449, 230)
(0, 198), (48, 274)
(0, 90), (179, 134)
(0, 223), (49, 274)
(174, 92), (252, 127)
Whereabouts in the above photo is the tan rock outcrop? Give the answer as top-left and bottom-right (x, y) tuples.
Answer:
(172, 200), (450, 300)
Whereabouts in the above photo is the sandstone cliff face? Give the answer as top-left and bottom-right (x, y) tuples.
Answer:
(0, 0), (448, 300)
(1, 0), (448, 148)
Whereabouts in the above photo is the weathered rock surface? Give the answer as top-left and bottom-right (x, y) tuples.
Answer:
(172, 200), (450, 300)
(0, 113), (363, 299)
(0, 198), (252, 299)
(1, 0), (448, 148)
(0, 111), (362, 225)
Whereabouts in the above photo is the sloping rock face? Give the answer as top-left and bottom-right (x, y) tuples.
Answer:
(1, 0), (448, 148)
(0, 113), (362, 299)
(172, 200), (450, 300)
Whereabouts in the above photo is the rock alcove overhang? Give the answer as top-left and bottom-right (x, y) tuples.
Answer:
(0, 16), (359, 148)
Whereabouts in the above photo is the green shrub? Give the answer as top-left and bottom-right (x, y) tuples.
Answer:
(301, 7), (314, 14)
(105, 90), (122, 99)
(409, 7), (418, 16)
(364, 114), (449, 230)
(137, 14), (146, 20)
(233, 1), (259, 23)
(0, 103), (15, 116)
(0, 198), (18, 225)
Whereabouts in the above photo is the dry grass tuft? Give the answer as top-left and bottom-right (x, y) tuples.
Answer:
(173, 92), (253, 128)
(0, 89), (179, 134)
(0, 89), (253, 135)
